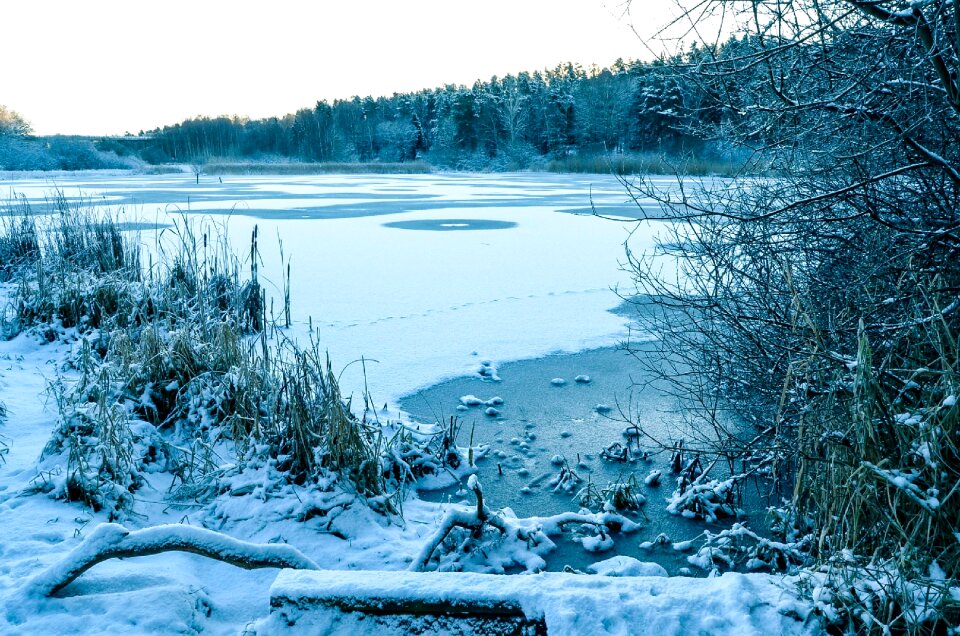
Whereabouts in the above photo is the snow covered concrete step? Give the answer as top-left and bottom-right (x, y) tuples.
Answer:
(267, 569), (815, 635)
(269, 569), (544, 635)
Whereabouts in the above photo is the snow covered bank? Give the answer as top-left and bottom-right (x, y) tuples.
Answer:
(266, 568), (816, 635)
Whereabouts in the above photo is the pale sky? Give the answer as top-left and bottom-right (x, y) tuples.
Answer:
(0, 1), (693, 136)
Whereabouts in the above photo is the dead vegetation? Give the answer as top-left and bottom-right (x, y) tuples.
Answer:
(2, 193), (384, 519)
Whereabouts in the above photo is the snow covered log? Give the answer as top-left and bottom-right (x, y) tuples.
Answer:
(26, 523), (319, 597)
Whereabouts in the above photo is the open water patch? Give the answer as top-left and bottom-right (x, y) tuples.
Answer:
(382, 219), (518, 231)
(400, 345), (777, 575)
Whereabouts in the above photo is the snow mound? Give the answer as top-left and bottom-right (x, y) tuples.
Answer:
(578, 533), (615, 553)
(586, 556), (668, 577)
(476, 360), (501, 382)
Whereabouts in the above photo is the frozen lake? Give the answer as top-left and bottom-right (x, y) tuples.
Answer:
(1, 171), (675, 406)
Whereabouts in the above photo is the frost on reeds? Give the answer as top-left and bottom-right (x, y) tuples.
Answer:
(576, 473), (647, 514)
(0, 196), (40, 282)
(3, 194), (383, 518)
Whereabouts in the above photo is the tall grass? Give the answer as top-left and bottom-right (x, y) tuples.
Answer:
(2, 193), (383, 516)
(0, 197), (40, 282)
(789, 314), (960, 631)
(544, 152), (760, 177)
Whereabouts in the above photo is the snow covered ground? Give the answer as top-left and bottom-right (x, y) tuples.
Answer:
(0, 172), (817, 634)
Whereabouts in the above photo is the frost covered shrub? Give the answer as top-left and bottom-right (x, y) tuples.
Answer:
(46, 138), (133, 171)
(0, 136), (58, 171)
(546, 152), (747, 177)
(626, 0), (960, 627)
(0, 136), (135, 171)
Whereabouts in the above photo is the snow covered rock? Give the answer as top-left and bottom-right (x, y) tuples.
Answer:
(578, 533), (615, 553)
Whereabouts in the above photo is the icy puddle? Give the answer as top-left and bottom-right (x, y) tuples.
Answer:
(399, 345), (776, 575)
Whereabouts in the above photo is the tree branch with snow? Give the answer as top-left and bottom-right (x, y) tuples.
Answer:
(25, 523), (319, 598)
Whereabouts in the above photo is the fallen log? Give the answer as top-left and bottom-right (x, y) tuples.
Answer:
(26, 522), (319, 597)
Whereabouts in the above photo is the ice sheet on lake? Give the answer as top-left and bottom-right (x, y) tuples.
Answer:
(0, 173), (669, 405)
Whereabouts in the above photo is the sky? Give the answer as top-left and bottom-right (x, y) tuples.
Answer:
(0, 0), (691, 136)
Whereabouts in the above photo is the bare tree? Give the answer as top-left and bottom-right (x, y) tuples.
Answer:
(0, 105), (31, 137)
(626, 2), (959, 629)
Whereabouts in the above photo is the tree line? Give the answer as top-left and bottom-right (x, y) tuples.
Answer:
(3, 47), (746, 173)
(143, 53), (730, 170)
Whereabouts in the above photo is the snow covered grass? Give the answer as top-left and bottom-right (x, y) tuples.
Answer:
(4, 195), (387, 519)
(575, 473), (647, 513)
(798, 554), (959, 634)
(0, 200), (40, 282)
